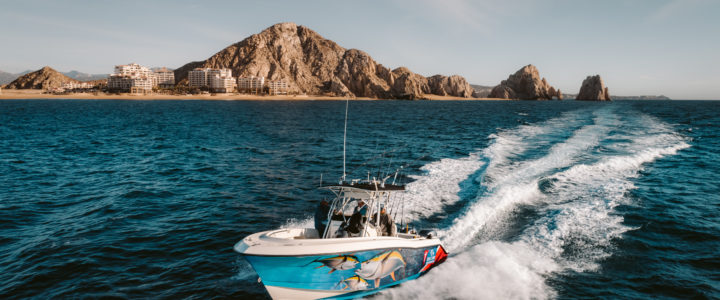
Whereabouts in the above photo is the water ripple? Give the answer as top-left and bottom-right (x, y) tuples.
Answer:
(0, 100), (717, 299)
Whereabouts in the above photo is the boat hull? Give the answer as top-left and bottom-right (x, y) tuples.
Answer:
(243, 244), (447, 299)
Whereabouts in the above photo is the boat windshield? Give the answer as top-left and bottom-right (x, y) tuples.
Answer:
(318, 181), (406, 238)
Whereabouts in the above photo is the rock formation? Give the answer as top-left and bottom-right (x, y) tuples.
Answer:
(4, 66), (79, 89)
(175, 22), (475, 99)
(427, 75), (476, 97)
(388, 67), (429, 99)
(576, 75), (611, 101)
(488, 64), (562, 100)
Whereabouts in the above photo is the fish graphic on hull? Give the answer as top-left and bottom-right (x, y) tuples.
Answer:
(336, 275), (369, 291)
(311, 255), (359, 273)
(355, 250), (406, 287)
(241, 245), (445, 296)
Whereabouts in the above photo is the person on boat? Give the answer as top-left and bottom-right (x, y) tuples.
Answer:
(345, 200), (367, 236)
(354, 200), (367, 216)
(314, 200), (330, 237)
(373, 207), (395, 236)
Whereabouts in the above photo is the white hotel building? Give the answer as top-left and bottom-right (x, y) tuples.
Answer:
(107, 63), (154, 93)
(189, 68), (234, 92)
(62, 82), (95, 90)
(237, 76), (265, 94)
(268, 79), (289, 95)
(188, 68), (211, 88)
(154, 67), (175, 88)
(210, 74), (236, 93)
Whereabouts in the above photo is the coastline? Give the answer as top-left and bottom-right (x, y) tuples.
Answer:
(0, 89), (504, 101)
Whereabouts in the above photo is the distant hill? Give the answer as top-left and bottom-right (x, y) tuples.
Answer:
(562, 93), (671, 100)
(63, 70), (108, 81)
(470, 84), (493, 98)
(609, 95), (671, 100)
(0, 69), (32, 85)
(4, 66), (79, 89)
(151, 67), (174, 72)
(174, 22), (477, 99)
(0, 70), (16, 85)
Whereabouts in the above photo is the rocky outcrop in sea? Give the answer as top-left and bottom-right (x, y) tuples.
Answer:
(175, 22), (476, 99)
(576, 75), (611, 101)
(488, 64), (562, 100)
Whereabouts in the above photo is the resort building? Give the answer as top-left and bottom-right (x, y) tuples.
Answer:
(237, 76), (265, 94)
(153, 67), (175, 88)
(210, 74), (236, 93)
(62, 82), (95, 90)
(268, 79), (290, 95)
(108, 76), (153, 93)
(108, 63), (155, 93)
(113, 63), (153, 78)
(188, 69), (208, 88)
(188, 68), (232, 89)
(45, 82), (97, 94)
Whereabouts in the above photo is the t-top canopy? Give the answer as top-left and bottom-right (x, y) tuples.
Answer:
(324, 182), (405, 191)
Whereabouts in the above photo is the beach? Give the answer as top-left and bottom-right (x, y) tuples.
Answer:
(0, 89), (502, 101)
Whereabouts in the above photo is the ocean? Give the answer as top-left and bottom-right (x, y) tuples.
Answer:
(0, 99), (717, 299)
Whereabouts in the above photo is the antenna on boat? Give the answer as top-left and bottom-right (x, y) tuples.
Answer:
(342, 98), (349, 183)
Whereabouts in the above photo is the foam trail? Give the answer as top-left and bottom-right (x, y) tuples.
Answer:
(280, 217), (313, 229)
(524, 136), (689, 273)
(232, 257), (259, 281)
(401, 153), (484, 220)
(533, 118), (689, 269)
(380, 241), (558, 300)
(487, 109), (618, 188)
(441, 109), (616, 251)
(379, 108), (689, 300)
(400, 109), (593, 223)
(482, 108), (590, 170)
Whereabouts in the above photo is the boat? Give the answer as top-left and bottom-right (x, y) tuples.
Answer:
(234, 101), (448, 299)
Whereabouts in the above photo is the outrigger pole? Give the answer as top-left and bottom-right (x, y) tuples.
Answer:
(342, 98), (349, 182)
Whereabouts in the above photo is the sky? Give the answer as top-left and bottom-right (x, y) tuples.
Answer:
(1, 0), (719, 99)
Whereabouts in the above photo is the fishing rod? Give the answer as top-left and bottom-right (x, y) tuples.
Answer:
(341, 98), (349, 182)
(382, 149), (440, 185)
(345, 147), (402, 179)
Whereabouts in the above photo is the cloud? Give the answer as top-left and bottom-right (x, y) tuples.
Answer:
(646, 0), (708, 22)
(392, 0), (533, 35)
(417, 0), (494, 33)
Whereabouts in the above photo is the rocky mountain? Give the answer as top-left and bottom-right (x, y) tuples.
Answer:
(175, 22), (476, 99)
(576, 75), (611, 101)
(488, 64), (562, 100)
(4, 66), (80, 89)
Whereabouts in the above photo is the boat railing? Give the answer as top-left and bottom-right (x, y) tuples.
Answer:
(265, 228), (320, 240)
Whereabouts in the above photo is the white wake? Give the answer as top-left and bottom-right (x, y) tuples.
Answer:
(378, 107), (689, 300)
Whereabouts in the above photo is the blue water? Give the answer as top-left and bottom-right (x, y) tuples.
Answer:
(0, 100), (717, 299)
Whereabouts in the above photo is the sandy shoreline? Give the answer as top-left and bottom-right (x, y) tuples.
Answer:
(0, 89), (503, 101)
